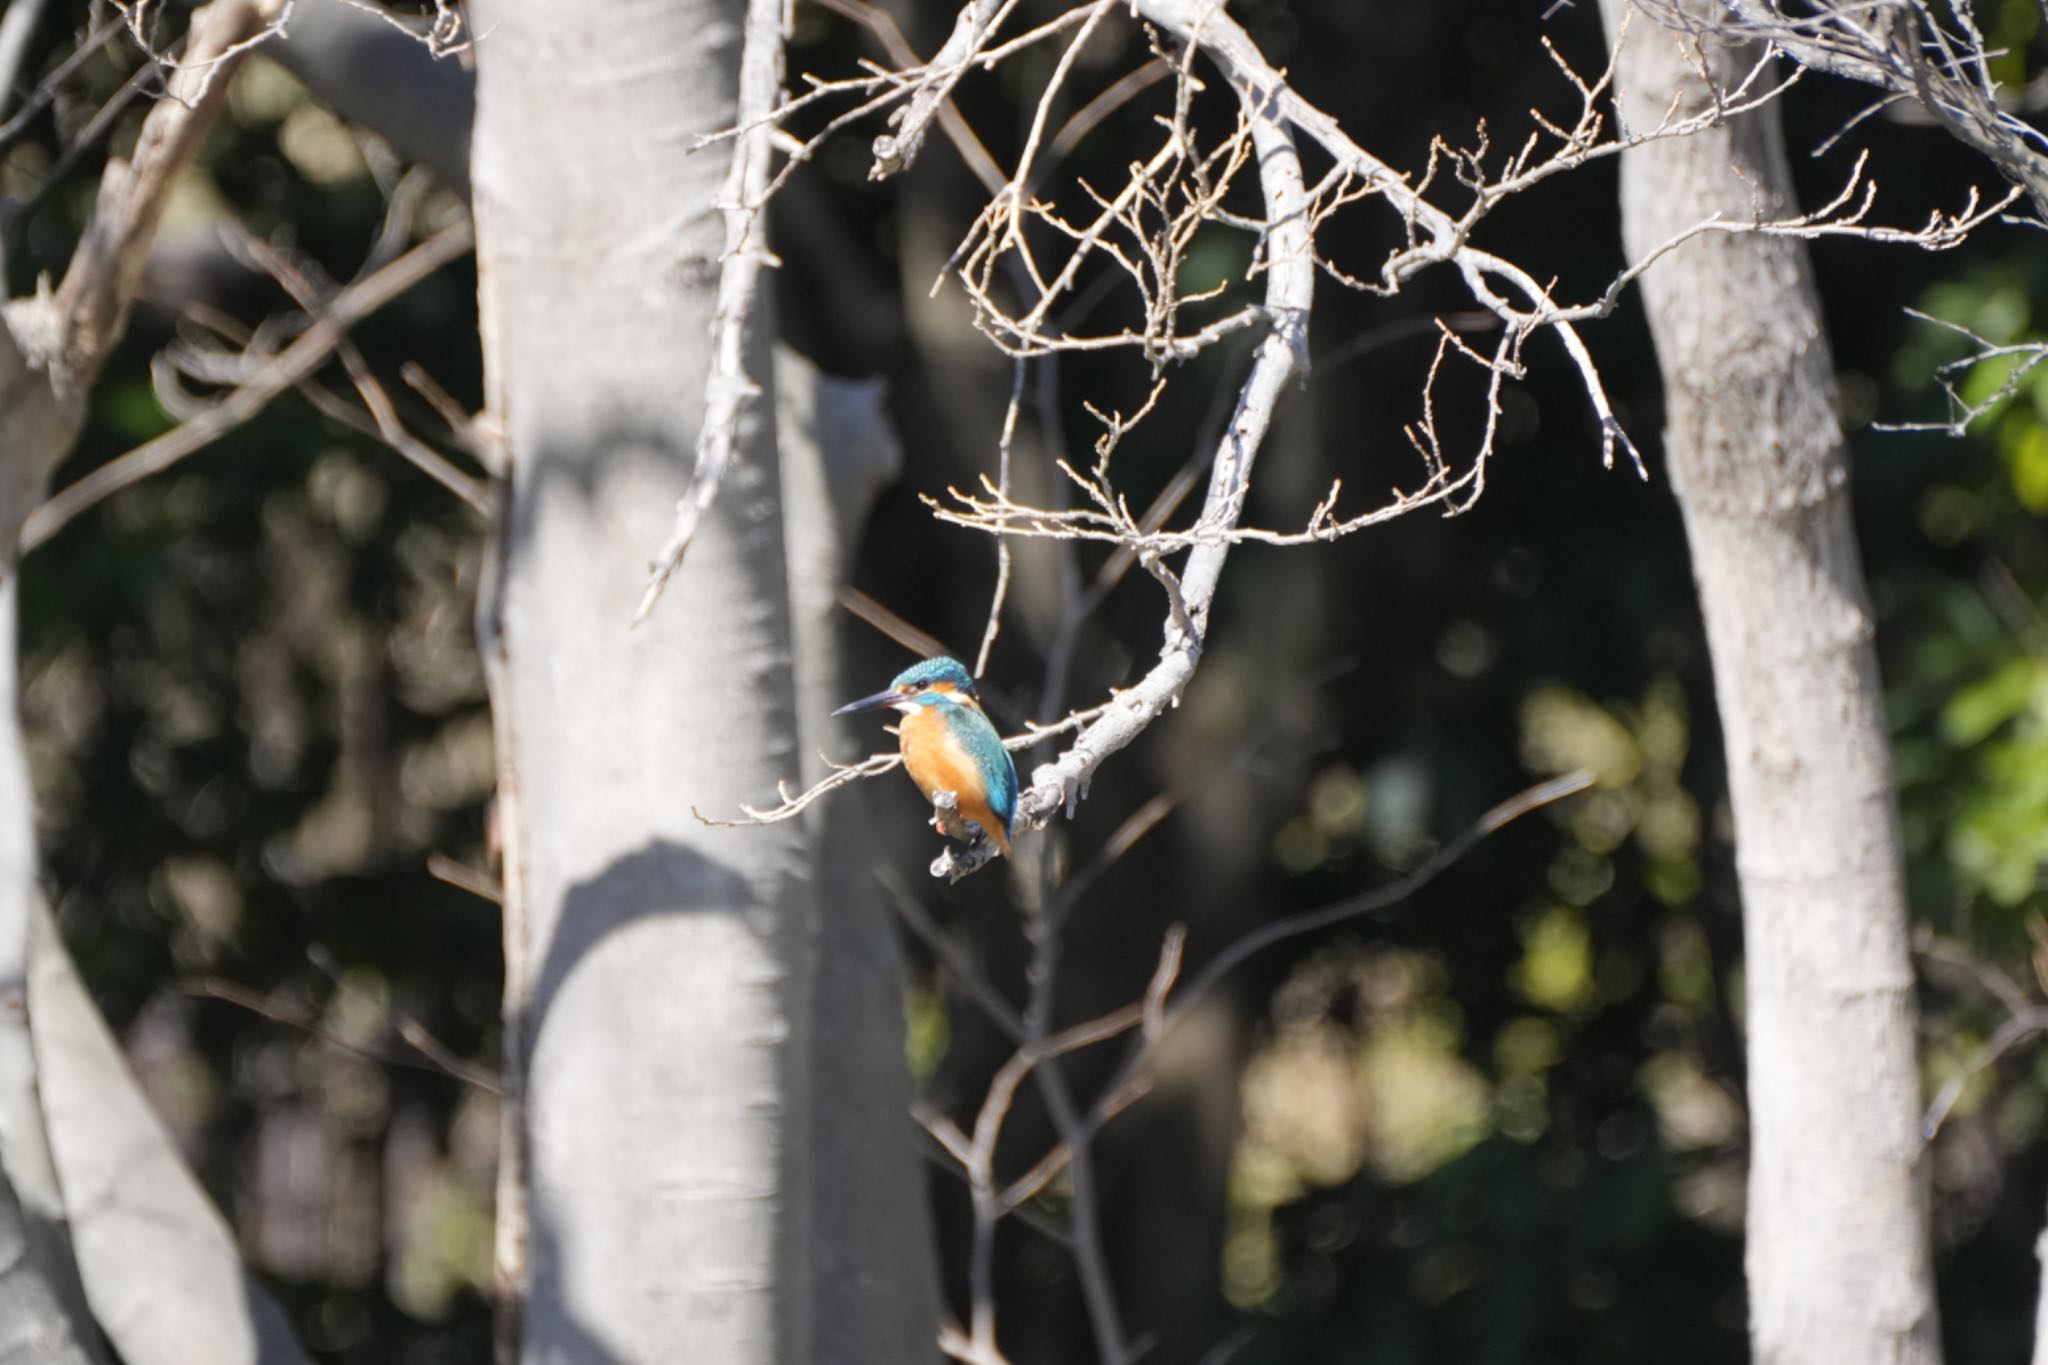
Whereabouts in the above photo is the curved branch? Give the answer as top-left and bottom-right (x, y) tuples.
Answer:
(21, 218), (477, 552)
(935, 0), (1313, 879)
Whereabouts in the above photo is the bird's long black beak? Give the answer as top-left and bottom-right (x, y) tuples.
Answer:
(831, 688), (901, 718)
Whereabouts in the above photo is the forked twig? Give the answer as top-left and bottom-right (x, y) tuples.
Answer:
(23, 218), (477, 551)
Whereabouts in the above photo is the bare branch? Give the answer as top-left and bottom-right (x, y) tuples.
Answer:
(0, 0), (286, 558)
(0, 14), (121, 153)
(869, 0), (1015, 179)
(978, 0), (1314, 850)
(693, 698), (1114, 830)
(223, 219), (492, 514)
(188, 974), (501, 1094)
(1688, 0), (2048, 217)
(1000, 770), (1594, 1205)
(693, 0), (2020, 879)
(22, 217), (477, 552)
(633, 0), (786, 624)
(56, 0), (282, 392)
(973, 359), (1027, 678)
(1873, 307), (2048, 436)
(876, 864), (1026, 1042)
(332, 0), (474, 58)
(426, 852), (503, 906)
(1916, 928), (2048, 1139)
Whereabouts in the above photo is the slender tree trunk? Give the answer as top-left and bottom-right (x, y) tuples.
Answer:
(1598, 4), (1941, 1361)
(0, 580), (103, 1365)
(470, 2), (820, 1360)
(0, 1170), (101, 1365)
(777, 352), (941, 1362)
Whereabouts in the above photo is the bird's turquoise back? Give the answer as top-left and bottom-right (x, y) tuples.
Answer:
(949, 702), (1017, 833)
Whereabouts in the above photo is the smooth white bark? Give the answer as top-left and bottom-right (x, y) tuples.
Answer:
(0, 1163), (102, 1365)
(470, 2), (818, 1360)
(28, 901), (307, 1365)
(1600, 4), (1941, 1361)
(0, 576), (98, 1365)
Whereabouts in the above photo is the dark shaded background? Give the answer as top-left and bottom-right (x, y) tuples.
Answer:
(6, 1), (2048, 1361)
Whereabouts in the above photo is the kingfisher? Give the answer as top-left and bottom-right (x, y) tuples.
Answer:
(832, 656), (1017, 857)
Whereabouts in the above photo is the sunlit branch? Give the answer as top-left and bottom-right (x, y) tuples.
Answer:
(634, 0), (786, 624)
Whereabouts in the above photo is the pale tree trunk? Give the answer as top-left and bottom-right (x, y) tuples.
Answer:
(776, 351), (941, 1362)
(471, 2), (822, 1361)
(1598, 3), (1941, 1361)
(0, 576), (102, 1365)
(0, 1170), (100, 1365)
(0, 4), (308, 1360)
(2036, 1201), (2048, 1365)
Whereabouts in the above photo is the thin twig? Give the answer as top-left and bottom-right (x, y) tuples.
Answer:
(811, 0), (1007, 193)
(633, 0), (786, 624)
(0, 13), (121, 150)
(973, 358), (1027, 678)
(1010, 770), (1594, 1206)
(189, 976), (501, 1094)
(875, 862), (1026, 1042)
(22, 217), (476, 551)
(51, 0), (278, 375)
(427, 852), (503, 906)
(868, 0), (1014, 179)
(697, 698), (1112, 829)
(226, 223), (492, 514)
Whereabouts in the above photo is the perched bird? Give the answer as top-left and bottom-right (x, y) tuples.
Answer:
(833, 656), (1017, 856)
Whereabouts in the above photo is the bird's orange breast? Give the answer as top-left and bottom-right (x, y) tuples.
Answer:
(899, 706), (1011, 855)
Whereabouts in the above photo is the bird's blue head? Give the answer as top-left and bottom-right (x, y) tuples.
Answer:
(832, 655), (983, 717)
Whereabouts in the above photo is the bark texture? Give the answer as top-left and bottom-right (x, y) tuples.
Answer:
(26, 899), (306, 1365)
(776, 351), (940, 1363)
(0, 577), (100, 1365)
(0, 1167), (101, 1365)
(470, 2), (819, 1360)
(1599, 4), (1941, 1362)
